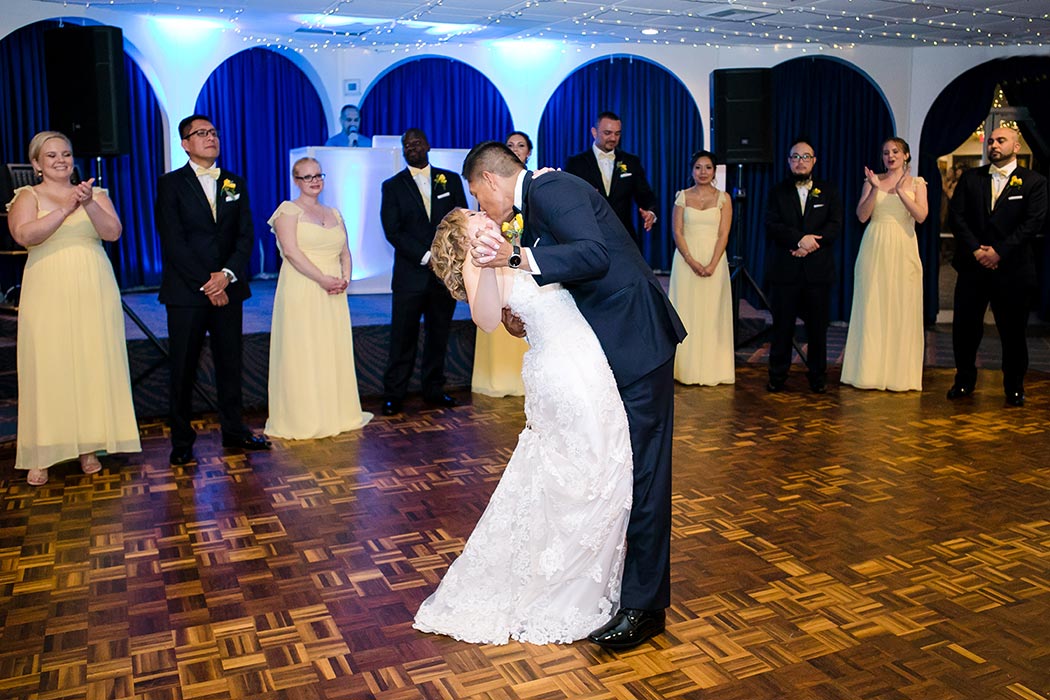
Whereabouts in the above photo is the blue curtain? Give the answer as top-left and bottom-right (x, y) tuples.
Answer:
(359, 57), (513, 149)
(735, 57), (894, 323)
(537, 56), (704, 271)
(0, 20), (165, 289)
(919, 55), (1050, 320)
(196, 48), (328, 276)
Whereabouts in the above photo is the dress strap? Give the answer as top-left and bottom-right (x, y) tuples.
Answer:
(673, 190), (685, 208)
(266, 200), (302, 233)
(5, 185), (37, 213)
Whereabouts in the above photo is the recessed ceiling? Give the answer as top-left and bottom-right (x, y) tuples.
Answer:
(31, 0), (1050, 50)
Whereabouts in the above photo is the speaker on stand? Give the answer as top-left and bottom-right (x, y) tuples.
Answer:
(711, 69), (807, 363)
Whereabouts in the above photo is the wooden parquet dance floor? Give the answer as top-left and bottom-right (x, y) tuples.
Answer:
(1, 366), (1048, 700)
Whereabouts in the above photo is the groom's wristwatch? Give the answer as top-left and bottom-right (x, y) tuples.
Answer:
(508, 245), (522, 269)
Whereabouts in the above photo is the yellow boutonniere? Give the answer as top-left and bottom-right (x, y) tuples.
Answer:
(221, 179), (239, 201)
(1009, 175), (1023, 188)
(811, 187), (821, 197)
(616, 162), (628, 174)
(434, 173), (447, 190)
(501, 212), (524, 243)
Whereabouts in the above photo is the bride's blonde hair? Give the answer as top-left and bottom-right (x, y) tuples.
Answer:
(430, 208), (470, 301)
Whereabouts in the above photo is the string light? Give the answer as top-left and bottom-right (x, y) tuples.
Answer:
(29, 0), (1050, 53)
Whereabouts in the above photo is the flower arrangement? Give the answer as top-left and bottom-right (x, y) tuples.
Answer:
(435, 173), (448, 190)
(501, 212), (524, 244)
(1009, 175), (1023, 188)
(221, 179), (239, 202)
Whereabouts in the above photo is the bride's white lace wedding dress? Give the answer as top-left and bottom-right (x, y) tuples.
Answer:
(413, 271), (633, 645)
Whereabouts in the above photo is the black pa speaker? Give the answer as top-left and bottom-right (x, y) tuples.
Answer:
(44, 26), (130, 156)
(711, 69), (773, 164)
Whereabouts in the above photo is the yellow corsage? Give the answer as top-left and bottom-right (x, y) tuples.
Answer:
(1008, 175), (1023, 188)
(501, 212), (524, 243)
(434, 173), (448, 190)
(811, 187), (821, 197)
(221, 179), (239, 202)
(616, 162), (628, 174)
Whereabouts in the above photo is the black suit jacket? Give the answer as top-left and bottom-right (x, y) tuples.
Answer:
(764, 178), (844, 285)
(156, 163), (254, 306)
(380, 166), (467, 293)
(949, 165), (1048, 284)
(565, 149), (656, 243)
(522, 171), (685, 388)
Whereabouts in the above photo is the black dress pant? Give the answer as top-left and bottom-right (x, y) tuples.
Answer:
(618, 357), (675, 612)
(383, 283), (456, 402)
(769, 281), (830, 383)
(166, 303), (247, 449)
(952, 271), (1031, 392)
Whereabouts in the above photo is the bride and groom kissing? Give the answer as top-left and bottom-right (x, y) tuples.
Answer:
(412, 141), (687, 648)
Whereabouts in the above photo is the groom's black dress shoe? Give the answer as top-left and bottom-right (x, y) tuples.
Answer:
(169, 448), (196, 466)
(946, 384), (975, 400)
(766, 380), (785, 393)
(381, 400), (402, 416)
(221, 433), (271, 450)
(423, 393), (458, 408)
(809, 379), (827, 394)
(1005, 390), (1025, 407)
(587, 608), (665, 650)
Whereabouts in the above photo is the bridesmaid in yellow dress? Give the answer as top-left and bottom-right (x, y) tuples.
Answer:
(470, 132), (531, 397)
(6, 131), (141, 486)
(840, 137), (928, 391)
(265, 157), (373, 438)
(668, 150), (735, 385)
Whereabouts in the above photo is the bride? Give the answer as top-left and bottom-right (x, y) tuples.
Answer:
(413, 208), (633, 645)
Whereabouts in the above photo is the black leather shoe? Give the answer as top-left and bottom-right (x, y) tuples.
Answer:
(1005, 391), (1025, 407)
(587, 608), (665, 650)
(221, 433), (272, 450)
(946, 384), (975, 400)
(381, 400), (402, 416)
(809, 380), (827, 394)
(169, 448), (196, 466)
(423, 393), (458, 408)
(766, 380), (784, 393)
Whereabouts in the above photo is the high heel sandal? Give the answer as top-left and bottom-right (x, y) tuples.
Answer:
(27, 469), (48, 486)
(80, 453), (102, 475)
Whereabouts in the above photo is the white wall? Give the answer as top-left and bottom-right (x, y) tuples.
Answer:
(3, 4), (1043, 169)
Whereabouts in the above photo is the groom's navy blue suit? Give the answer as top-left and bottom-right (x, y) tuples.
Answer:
(520, 170), (686, 610)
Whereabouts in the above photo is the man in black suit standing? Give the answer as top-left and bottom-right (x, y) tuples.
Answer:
(565, 111), (657, 251)
(379, 129), (468, 416)
(764, 139), (844, 394)
(948, 126), (1047, 406)
(155, 115), (270, 466)
(464, 141), (686, 651)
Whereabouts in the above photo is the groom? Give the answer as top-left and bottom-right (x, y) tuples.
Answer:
(463, 141), (686, 650)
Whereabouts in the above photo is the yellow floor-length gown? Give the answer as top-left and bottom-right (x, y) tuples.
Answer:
(668, 190), (735, 386)
(472, 325), (528, 397)
(265, 201), (373, 438)
(13, 186), (141, 470)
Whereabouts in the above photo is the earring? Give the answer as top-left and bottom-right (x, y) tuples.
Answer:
(35, 170), (42, 179)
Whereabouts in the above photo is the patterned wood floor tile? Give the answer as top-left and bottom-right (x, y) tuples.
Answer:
(1, 366), (1049, 699)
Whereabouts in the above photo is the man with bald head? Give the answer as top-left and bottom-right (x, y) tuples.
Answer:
(948, 126), (1047, 406)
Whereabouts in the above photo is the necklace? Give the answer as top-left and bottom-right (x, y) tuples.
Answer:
(300, 201), (327, 226)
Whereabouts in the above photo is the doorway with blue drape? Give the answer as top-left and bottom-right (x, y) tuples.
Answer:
(0, 19), (166, 289)
(918, 55), (1050, 321)
(358, 56), (513, 149)
(537, 56), (705, 272)
(733, 56), (895, 324)
(195, 48), (329, 277)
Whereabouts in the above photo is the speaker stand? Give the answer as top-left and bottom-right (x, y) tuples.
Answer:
(728, 164), (809, 367)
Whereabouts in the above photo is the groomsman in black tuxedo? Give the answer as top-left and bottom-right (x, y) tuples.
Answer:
(764, 139), (843, 394)
(156, 115), (270, 466)
(565, 111), (658, 251)
(465, 142), (686, 651)
(948, 126), (1047, 406)
(379, 129), (468, 416)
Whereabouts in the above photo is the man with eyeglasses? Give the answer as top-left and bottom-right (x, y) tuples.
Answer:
(378, 128), (468, 416)
(764, 139), (843, 394)
(155, 114), (271, 467)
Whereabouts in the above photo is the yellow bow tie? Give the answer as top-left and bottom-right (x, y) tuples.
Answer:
(989, 165), (1009, 177)
(597, 151), (615, 161)
(195, 166), (220, 179)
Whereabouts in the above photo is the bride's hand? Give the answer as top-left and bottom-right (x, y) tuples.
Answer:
(533, 166), (559, 179)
